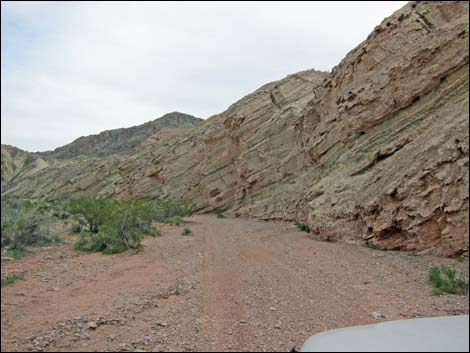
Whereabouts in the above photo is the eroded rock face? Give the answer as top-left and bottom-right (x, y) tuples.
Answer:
(1, 144), (123, 199)
(296, 0), (469, 256)
(112, 1), (469, 256)
(111, 70), (328, 221)
(2, 1), (468, 256)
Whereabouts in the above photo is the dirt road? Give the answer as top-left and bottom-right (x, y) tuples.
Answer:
(1, 215), (468, 352)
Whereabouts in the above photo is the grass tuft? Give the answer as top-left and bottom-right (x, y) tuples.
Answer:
(181, 227), (192, 236)
(1, 273), (24, 287)
(367, 242), (386, 251)
(428, 265), (469, 296)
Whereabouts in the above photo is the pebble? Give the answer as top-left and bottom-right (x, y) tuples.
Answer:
(372, 312), (384, 320)
(274, 320), (283, 329)
(86, 321), (98, 330)
(155, 322), (169, 328)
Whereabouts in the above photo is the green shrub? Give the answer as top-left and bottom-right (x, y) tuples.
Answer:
(294, 220), (311, 233)
(182, 227), (192, 236)
(1, 198), (57, 249)
(216, 212), (225, 219)
(74, 226), (126, 254)
(72, 198), (159, 254)
(71, 223), (82, 233)
(154, 199), (192, 222)
(168, 216), (184, 226)
(67, 198), (111, 233)
(428, 265), (469, 295)
(1, 273), (24, 287)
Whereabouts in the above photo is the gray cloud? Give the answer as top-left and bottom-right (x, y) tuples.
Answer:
(1, 1), (407, 152)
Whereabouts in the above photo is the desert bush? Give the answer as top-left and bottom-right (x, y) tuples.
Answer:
(106, 198), (156, 249)
(154, 199), (192, 222)
(428, 265), (469, 295)
(67, 198), (111, 233)
(182, 227), (192, 236)
(1, 197), (79, 256)
(1, 273), (24, 287)
(1, 198), (57, 251)
(71, 198), (160, 254)
(71, 223), (82, 233)
(74, 225), (127, 254)
(294, 220), (311, 233)
(216, 212), (225, 219)
(168, 215), (184, 226)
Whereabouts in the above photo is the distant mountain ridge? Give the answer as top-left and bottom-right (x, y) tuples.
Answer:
(37, 112), (202, 159)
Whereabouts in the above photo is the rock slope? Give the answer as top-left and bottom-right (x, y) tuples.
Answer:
(38, 112), (202, 159)
(2, 1), (468, 256)
(112, 1), (469, 256)
(1, 144), (125, 198)
(1, 113), (201, 198)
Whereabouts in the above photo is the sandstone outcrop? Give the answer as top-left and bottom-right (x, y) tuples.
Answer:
(110, 1), (469, 256)
(1, 144), (123, 198)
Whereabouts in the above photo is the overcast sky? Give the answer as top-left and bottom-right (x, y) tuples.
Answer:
(1, 1), (407, 152)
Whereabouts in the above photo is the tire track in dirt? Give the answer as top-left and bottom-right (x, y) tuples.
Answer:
(1, 215), (468, 352)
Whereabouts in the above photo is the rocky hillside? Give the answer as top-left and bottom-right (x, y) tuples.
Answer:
(38, 112), (202, 159)
(1, 143), (130, 198)
(2, 1), (468, 256)
(1, 145), (49, 188)
(1, 113), (200, 197)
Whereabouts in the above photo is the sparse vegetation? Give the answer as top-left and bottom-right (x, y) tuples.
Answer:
(6, 247), (32, 259)
(71, 223), (82, 233)
(1, 197), (190, 255)
(1, 273), (24, 287)
(367, 242), (386, 251)
(216, 212), (225, 219)
(1, 197), (65, 257)
(427, 265), (469, 296)
(53, 211), (69, 219)
(154, 199), (192, 223)
(182, 227), (192, 236)
(168, 215), (184, 226)
(294, 220), (310, 233)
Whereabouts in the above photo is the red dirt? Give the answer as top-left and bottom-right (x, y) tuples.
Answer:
(1, 215), (468, 352)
